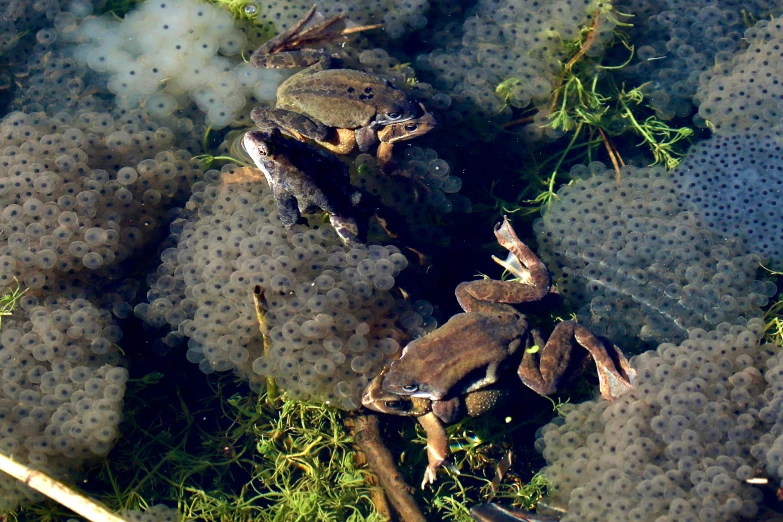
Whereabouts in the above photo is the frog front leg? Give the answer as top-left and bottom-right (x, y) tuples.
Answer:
(252, 107), (364, 156)
(518, 321), (634, 401)
(251, 107), (331, 143)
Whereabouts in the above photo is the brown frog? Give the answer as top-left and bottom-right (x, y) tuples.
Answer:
(362, 216), (634, 486)
(363, 367), (510, 488)
(242, 128), (422, 247)
(249, 5), (436, 170)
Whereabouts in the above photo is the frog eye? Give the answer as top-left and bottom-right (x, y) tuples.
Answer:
(384, 400), (402, 409)
(403, 123), (418, 132)
(386, 112), (402, 120)
(401, 384), (418, 393)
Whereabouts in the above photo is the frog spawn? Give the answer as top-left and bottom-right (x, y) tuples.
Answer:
(136, 166), (436, 409)
(535, 319), (773, 522)
(58, 0), (283, 128)
(534, 163), (774, 349)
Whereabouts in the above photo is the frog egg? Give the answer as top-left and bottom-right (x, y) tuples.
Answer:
(326, 288), (349, 309)
(375, 259), (395, 276)
(314, 358), (336, 376)
(352, 281), (374, 299)
(323, 336), (342, 352)
(347, 334), (368, 353)
(399, 310), (423, 329)
(253, 69), (288, 102)
(218, 31), (247, 56)
(145, 92), (178, 118)
(350, 355), (372, 373)
(356, 259), (376, 277)
(300, 320), (323, 338)
(373, 274), (395, 290)
(82, 252), (104, 269)
(378, 338), (400, 355)
(206, 105), (236, 129)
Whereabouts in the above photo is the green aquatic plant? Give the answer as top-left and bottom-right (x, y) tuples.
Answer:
(482, 8), (695, 224)
(0, 279), (26, 331)
(90, 372), (385, 521)
(208, 0), (266, 23)
(761, 268), (783, 347)
(98, 0), (142, 17)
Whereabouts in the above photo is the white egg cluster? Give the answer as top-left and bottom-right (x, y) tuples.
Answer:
(672, 130), (783, 270)
(0, 109), (206, 297)
(58, 0), (287, 128)
(0, 296), (126, 511)
(696, 17), (783, 134)
(536, 318), (783, 522)
(135, 166), (436, 409)
(534, 163), (773, 348)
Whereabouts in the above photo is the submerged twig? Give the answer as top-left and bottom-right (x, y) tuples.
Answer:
(253, 285), (278, 404)
(598, 128), (624, 181)
(350, 414), (427, 522)
(0, 453), (126, 522)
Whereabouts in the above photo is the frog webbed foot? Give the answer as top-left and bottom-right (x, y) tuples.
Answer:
(492, 216), (551, 294)
(518, 321), (634, 401)
(251, 107), (331, 143)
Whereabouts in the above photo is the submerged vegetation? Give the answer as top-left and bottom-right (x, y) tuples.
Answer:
(1, 0), (782, 519)
(484, 9), (696, 219)
(8, 366), (561, 521)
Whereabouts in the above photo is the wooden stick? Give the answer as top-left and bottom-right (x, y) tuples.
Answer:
(0, 453), (126, 522)
(253, 285), (279, 404)
(598, 127), (623, 182)
(351, 414), (427, 522)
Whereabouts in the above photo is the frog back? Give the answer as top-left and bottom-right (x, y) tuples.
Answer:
(277, 69), (415, 129)
(386, 312), (523, 400)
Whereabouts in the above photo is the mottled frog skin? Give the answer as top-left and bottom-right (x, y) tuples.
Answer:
(242, 129), (418, 246)
(249, 6), (435, 165)
(363, 217), (635, 487)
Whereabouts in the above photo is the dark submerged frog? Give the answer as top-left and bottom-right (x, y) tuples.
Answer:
(249, 5), (436, 169)
(242, 129), (419, 247)
(362, 217), (635, 486)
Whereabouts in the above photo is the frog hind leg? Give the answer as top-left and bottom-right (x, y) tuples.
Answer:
(251, 107), (331, 143)
(249, 5), (343, 70)
(492, 215), (551, 296)
(416, 411), (451, 488)
(518, 321), (633, 401)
